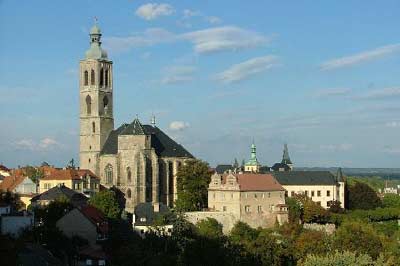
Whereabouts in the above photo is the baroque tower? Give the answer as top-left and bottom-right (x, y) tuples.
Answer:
(79, 23), (114, 174)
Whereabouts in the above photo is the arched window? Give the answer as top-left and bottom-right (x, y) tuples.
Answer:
(84, 70), (88, 86)
(86, 95), (91, 115)
(92, 122), (95, 133)
(90, 69), (95, 85)
(99, 68), (104, 87)
(105, 164), (113, 185)
(127, 167), (132, 183)
(127, 188), (131, 198)
(103, 96), (108, 114)
(105, 69), (109, 87)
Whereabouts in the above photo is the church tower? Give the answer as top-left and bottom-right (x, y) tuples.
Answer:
(79, 22), (114, 174)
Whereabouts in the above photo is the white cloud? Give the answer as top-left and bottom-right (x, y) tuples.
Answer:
(182, 26), (268, 54)
(320, 44), (400, 70)
(161, 65), (196, 84)
(104, 26), (269, 54)
(182, 9), (200, 19)
(216, 55), (280, 83)
(205, 16), (222, 24)
(314, 88), (352, 98)
(135, 3), (175, 20)
(357, 87), (400, 100)
(169, 121), (190, 131)
(14, 137), (60, 151)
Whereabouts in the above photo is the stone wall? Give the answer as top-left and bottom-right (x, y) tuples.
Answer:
(184, 211), (239, 234)
(303, 223), (336, 235)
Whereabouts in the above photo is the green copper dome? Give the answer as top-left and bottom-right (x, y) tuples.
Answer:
(85, 23), (108, 60)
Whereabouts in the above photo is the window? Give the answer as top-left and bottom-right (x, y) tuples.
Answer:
(127, 189), (131, 198)
(99, 68), (104, 86)
(90, 69), (95, 85)
(84, 70), (88, 86)
(103, 96), (109, 114)
(268, 192), (271, 198)
(213, 193), (215, 199)
(311, 191), (315, 197)
(86, 95), (92, 115)
(105, 69), (109, 86)
(221, 193), (225, 199)
(92, 122), (95, 133)
(257, 205), (262, 213)
(105, 164), (113, 184)
(223, 206), (227, 212)
(231, 193), (234, 199)
(327, 190), (331, 197)
(290, 191), (295, 197)
(305, 191), (308, 196)
(127, 167), (132, 183)
(254, 193), (257, 199)
(245, 205), (250, 212)
(316, 201), (321, 206)
(317, 190), (321, 197)
(88, 158), (91, 163)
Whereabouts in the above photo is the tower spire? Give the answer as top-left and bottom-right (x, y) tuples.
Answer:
(85, 19), (108, 59)
(281, 143), (293, 169)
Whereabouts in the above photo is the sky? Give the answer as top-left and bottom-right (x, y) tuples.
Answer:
(1, 0), (400, 168)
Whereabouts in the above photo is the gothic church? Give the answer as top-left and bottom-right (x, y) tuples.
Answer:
(79, 24), (193, 212)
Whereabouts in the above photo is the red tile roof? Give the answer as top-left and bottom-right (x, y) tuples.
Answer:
(0, 174), (27, 192)
(79, 205), (108, 234)
(221, 173), (285, 192)
(41, 169), (99, 181)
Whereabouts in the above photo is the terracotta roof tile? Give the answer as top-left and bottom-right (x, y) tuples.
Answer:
(0, 175), (27, 191)
(80, 205), (108, 234)
(221, 173), (285, 191)
(41, 169), (99, 181)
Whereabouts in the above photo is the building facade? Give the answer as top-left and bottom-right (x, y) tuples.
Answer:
(208, 172), (288, 228)
(78, 24), (193, 212)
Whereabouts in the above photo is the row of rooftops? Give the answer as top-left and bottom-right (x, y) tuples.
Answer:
(210, 170), (345, 192)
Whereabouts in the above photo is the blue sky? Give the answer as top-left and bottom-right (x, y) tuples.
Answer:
(1, 0), (400, 168)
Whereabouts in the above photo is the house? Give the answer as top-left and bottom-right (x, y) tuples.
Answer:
(0, 164), (11, 177)
(56, 205), (108, 247)
(39, 168), (100, 197)
(132, 202), (172, 237)
(207, 172), (288, 229)
(272, 168), (346, 209)
(30, 184), (88, 207)
(0, 174), (38, 209)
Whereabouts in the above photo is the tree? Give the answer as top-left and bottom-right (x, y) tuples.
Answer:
(328, 200), (345, 213)
(333, 220), (383, 259)
(0, 191), (22, 210)
(88, 190), (121, 219)
(382, 194), (400, 208)
(34, 196), (73, 227)
(294, 230), (330, 259)
(348, 182), (382, 210)
(175, 159), (210, 211)
(299, 251), (395, 266)
(286, 197), (302, 223)
(196, 218), (223, 239)
(22, 165), (43, 184)
(293, 194), (330, 223)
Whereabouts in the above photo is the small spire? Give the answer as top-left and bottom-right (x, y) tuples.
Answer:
(94, 16), (98, 25)
(151, 114), (156, 127)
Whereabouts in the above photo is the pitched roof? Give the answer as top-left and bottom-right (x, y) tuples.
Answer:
(31, 185), (88, 207)
(0, 175), (27, 191)
(120, 118), (145, 135)
(134, 202), (170, 226)
(40, 169), (99, 181)
(219, 173), (285, 191)
(215, 164), (234, 174)
(101, 122), (194, 158)
(0, 165), (10, 172)
(271, 163), (291, 172)
(272, 171), (337, 186)
(79, 205), (108, 234)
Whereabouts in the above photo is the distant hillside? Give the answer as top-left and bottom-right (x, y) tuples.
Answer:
(294, 167), (400, 179)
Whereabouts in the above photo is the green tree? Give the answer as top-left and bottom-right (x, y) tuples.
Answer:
(293, 194), (330, 223)
(299, 251), (395, 266)
(348, 182), (382, 210)
(333, 220), (383, 259)
(88, 190), (121, 219)
(294, 230), (330, 259)
(22, 165), (44, 184)
(382, 194), (400, 208)
(175, 159), (210, 211)
(286, 197), (302, 223)
(196, 218), (224, 239)
(34, 196), (73, 227)
(328, 200), (345, 213)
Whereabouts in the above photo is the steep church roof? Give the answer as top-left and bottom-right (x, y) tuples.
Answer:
(281, 144), (292, 165)
(100, 121), (194, 158)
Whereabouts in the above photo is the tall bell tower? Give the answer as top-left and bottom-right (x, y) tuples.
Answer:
(79, 22), (114, 174)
